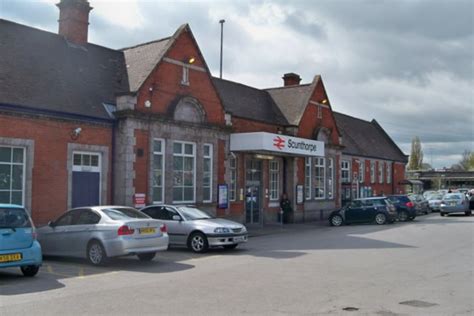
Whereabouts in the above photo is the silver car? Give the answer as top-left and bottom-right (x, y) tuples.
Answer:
(440, 193), (471, 216)
(427, 193), (444, 212)
(140, 205), (248, 253)
(37, 206), (169, 265)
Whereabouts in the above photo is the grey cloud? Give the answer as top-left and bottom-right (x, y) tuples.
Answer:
(1, 0), (57, 30)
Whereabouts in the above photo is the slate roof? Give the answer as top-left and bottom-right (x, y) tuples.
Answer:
(266, 77), (319, 126)
(333, 112), (408, 162)
(212, 78), (289, 125)
(121, 38), (171, 93)
(0, 19), (129, 120)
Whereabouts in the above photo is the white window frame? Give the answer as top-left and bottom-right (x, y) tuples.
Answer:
(378, 161), (384, 184)
(327, 158), (334, 199)
(370, 160), (376, 183)
(314, 157), (326, 200)
(72, 151), (102, 205)
(172, 141), (196, 203)
(203, 144), (213, 203)
(386, 162), (392, 184)
(152, 139), (165, 204)
(305, 157), (312, 200)
(269, 160), (280, 201)
(229, 154), (237, 201)
(0, 146), (26, 206)
(181, 65), (190, 86)
(341, 160), (351, 183)
(358, 160), (364, 183)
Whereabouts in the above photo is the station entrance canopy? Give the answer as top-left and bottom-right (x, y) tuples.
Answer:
(230, 132), (324, 157)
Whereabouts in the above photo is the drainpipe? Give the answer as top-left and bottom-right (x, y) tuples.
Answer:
(111, 120), (116, 205)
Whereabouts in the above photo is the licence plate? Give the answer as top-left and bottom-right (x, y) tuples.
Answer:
(139, 227), (156, 234)
(0, 253), (22, 263)
(233, 236), (245, 242)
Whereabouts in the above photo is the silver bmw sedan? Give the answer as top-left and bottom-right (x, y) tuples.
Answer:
(140, 205), (248, 253)
(37, 206), (169, 265)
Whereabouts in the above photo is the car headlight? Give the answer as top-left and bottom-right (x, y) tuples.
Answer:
(440, 203), (446, 207)
(214, 227), (231, 234)
(241, 226), (247, 233)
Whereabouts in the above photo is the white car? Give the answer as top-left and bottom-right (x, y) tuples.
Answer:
(140, 205), (248, 253)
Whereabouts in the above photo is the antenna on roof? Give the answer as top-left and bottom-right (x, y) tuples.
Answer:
(219, 19), (225, 79)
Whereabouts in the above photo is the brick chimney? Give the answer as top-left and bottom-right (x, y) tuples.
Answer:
(282, 73), (301, 86)
(57, 0), (93, 45)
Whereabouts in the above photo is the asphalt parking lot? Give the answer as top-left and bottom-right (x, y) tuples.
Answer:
(1, 213), (473, 315)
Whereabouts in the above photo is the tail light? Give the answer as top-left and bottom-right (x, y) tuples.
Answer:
(406, 202), (414, 208)
(160, 223), (167, 233)
(118, 225), (135, 236)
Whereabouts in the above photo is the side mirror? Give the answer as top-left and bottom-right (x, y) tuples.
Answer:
(48, 221), (55, 227)
(172, 215), (182, 221)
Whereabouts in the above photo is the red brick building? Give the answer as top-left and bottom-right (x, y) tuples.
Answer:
(0, 0), (407, 225)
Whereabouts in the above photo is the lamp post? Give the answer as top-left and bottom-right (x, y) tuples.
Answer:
(219, 19), (225, 79)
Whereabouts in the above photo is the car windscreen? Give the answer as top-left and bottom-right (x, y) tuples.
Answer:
(0, 207), (32, 228)
(102, 208), (150, 220)
(176, 207), (213, 220)
(387, 196), (409, 204)
(443, 194), (462, 201)
(428, 194), (444, 200)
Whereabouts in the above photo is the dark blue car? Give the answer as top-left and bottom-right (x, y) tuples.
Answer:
(329, 197), (398, 226)
(387, 195), (417, 221)
(0, 204), (42, 276)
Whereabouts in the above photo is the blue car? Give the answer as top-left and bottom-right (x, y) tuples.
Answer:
(0, 204), (42, 276)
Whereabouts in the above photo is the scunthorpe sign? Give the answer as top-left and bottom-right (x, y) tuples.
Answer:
(230, 132), (324, 157)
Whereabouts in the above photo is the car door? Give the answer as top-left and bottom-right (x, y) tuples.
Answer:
(344, 200), (364, 223)
(40, 211), (77, 255)
(360, 200), (377, 222)
(71, 209), (101, 258)
(164, 207), (189, 245)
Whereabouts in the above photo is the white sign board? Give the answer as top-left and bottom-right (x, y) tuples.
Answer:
(230, 132), (324, 157)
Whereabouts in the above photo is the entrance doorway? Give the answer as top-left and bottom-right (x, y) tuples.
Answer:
(72, 152), (101, 208)
(245, 159), (262, 224)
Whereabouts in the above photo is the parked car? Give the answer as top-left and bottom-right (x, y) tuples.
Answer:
(37, 206), (169, 265)
(426, 193), (444, 212)
(422, 190), (437, 199)
(386, 195), (417, 221)
(0, 204), (42, 276)
(440, 193), (471, 216)
(140, 205), (248, 253)
(408, 194), (431, 215)
(329, 197), (398, 226)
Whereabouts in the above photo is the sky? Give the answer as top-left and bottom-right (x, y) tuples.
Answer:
(1, 0), (473, 168)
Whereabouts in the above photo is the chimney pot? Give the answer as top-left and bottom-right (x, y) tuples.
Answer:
(57, 0), (93, 45)
(282, 73), (301, 86)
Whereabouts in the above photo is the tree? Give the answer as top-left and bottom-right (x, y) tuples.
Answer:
(457, 150), (474, 171)
(408, 136), (424, 170)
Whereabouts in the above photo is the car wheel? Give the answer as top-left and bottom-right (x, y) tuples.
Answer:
(188, 232), (209, 253)
(87, 240), (108, 266)
(375, 213), (387, 225)
(223, 244), (238, 250)
(137, 252), (156, 261)
(398, 211), (409, 222)
(21, 265), (39, 277)
(330, 215), (344, 227)
(465, 211), (472, 216)
(440, 212), (445, 217)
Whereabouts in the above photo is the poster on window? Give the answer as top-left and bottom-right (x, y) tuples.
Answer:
(296, 185), (304, 204)
(218, 184), (228, 209)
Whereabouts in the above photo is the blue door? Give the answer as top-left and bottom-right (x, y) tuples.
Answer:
(72, 172), (100, 208)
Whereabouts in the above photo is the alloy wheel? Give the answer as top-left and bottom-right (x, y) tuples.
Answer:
(191, 235), (205, 252)
(331, 215), (343, 226)
(375, 213), (387, 225)
(398, 211), (408, 222)
(89, 243), (103, 265)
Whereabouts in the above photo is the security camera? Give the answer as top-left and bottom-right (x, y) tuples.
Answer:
(73, 127), (82, 136)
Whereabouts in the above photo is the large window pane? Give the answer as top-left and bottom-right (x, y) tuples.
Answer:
(0, 147), (11, 163)
(12, 165), (23, 190)
(12, 148), (24, 163)
(11, 191), (22, 205)
(152, 139), (164, 203)
(0, 191), (9, 204)
(173, 142), (195, 202)
(0, 165), (10, 190)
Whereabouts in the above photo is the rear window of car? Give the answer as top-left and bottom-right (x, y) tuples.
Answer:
(444, 194), (462, 200)
(102, 208), (149, 220)
(0, 207), (32, 228)
(387, 196), (410, 204)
